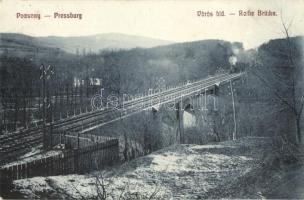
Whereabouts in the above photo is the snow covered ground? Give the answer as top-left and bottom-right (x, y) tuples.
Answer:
(13, 137), (271, 199)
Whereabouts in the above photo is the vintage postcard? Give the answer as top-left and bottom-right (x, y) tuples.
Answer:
(0, 0), (304, 199)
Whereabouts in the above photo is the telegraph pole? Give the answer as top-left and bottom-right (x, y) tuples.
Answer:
(229, 80), (237, 140)
(40, 64), (54, 150)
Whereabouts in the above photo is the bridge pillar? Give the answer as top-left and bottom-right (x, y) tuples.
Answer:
(176, 102), (184, 144)
(213, 85), (219, 96)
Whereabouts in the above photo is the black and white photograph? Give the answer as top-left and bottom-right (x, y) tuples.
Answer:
(0, 0), (304, 199)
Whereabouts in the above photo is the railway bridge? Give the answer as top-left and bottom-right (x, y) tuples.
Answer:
(0, 72), (243, 164)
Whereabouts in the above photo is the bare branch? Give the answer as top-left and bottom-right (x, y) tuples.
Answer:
(298, 96), (304, 118)
(248, 67), (296, 114)
(69, 182), (87, 200)
(148, 184), (161, 200)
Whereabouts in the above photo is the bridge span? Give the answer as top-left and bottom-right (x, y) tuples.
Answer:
(74, 72), (242, 134)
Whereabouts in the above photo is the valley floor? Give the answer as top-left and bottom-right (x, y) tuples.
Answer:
(12, 137), (275, 199)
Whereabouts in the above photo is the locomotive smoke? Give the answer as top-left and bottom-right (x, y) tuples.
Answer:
(229, 46), (239, 66)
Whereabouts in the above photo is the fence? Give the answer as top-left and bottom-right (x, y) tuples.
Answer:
(0, 138), (119, 187)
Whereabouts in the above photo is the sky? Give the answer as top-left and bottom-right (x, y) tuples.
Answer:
(0, 0), (304, 49)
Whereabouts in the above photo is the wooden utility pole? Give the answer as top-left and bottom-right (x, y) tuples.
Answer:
(229, 80), (237, 140)
(40, 64), (54, 150)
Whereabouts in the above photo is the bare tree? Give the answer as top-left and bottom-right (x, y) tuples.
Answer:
(280, 17), (304, 144)
(250, 15), (304, 144)
(94, 174), (107, 200)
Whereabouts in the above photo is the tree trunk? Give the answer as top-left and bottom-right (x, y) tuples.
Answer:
(14, 100), (19, 131)
(0, 107), (3, 134)
(38, 88), (41, 117)
(23, 91), (27, 129)
(123, 132), (129, 161)
(66, 84), (69, 107)
(296, 117), (302, 144)
(3, 104), (7, 133)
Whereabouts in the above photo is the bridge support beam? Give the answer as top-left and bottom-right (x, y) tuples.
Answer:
(176, 102), (184, 144)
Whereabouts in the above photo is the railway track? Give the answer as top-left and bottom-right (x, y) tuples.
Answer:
(0, 73), (242, 164)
